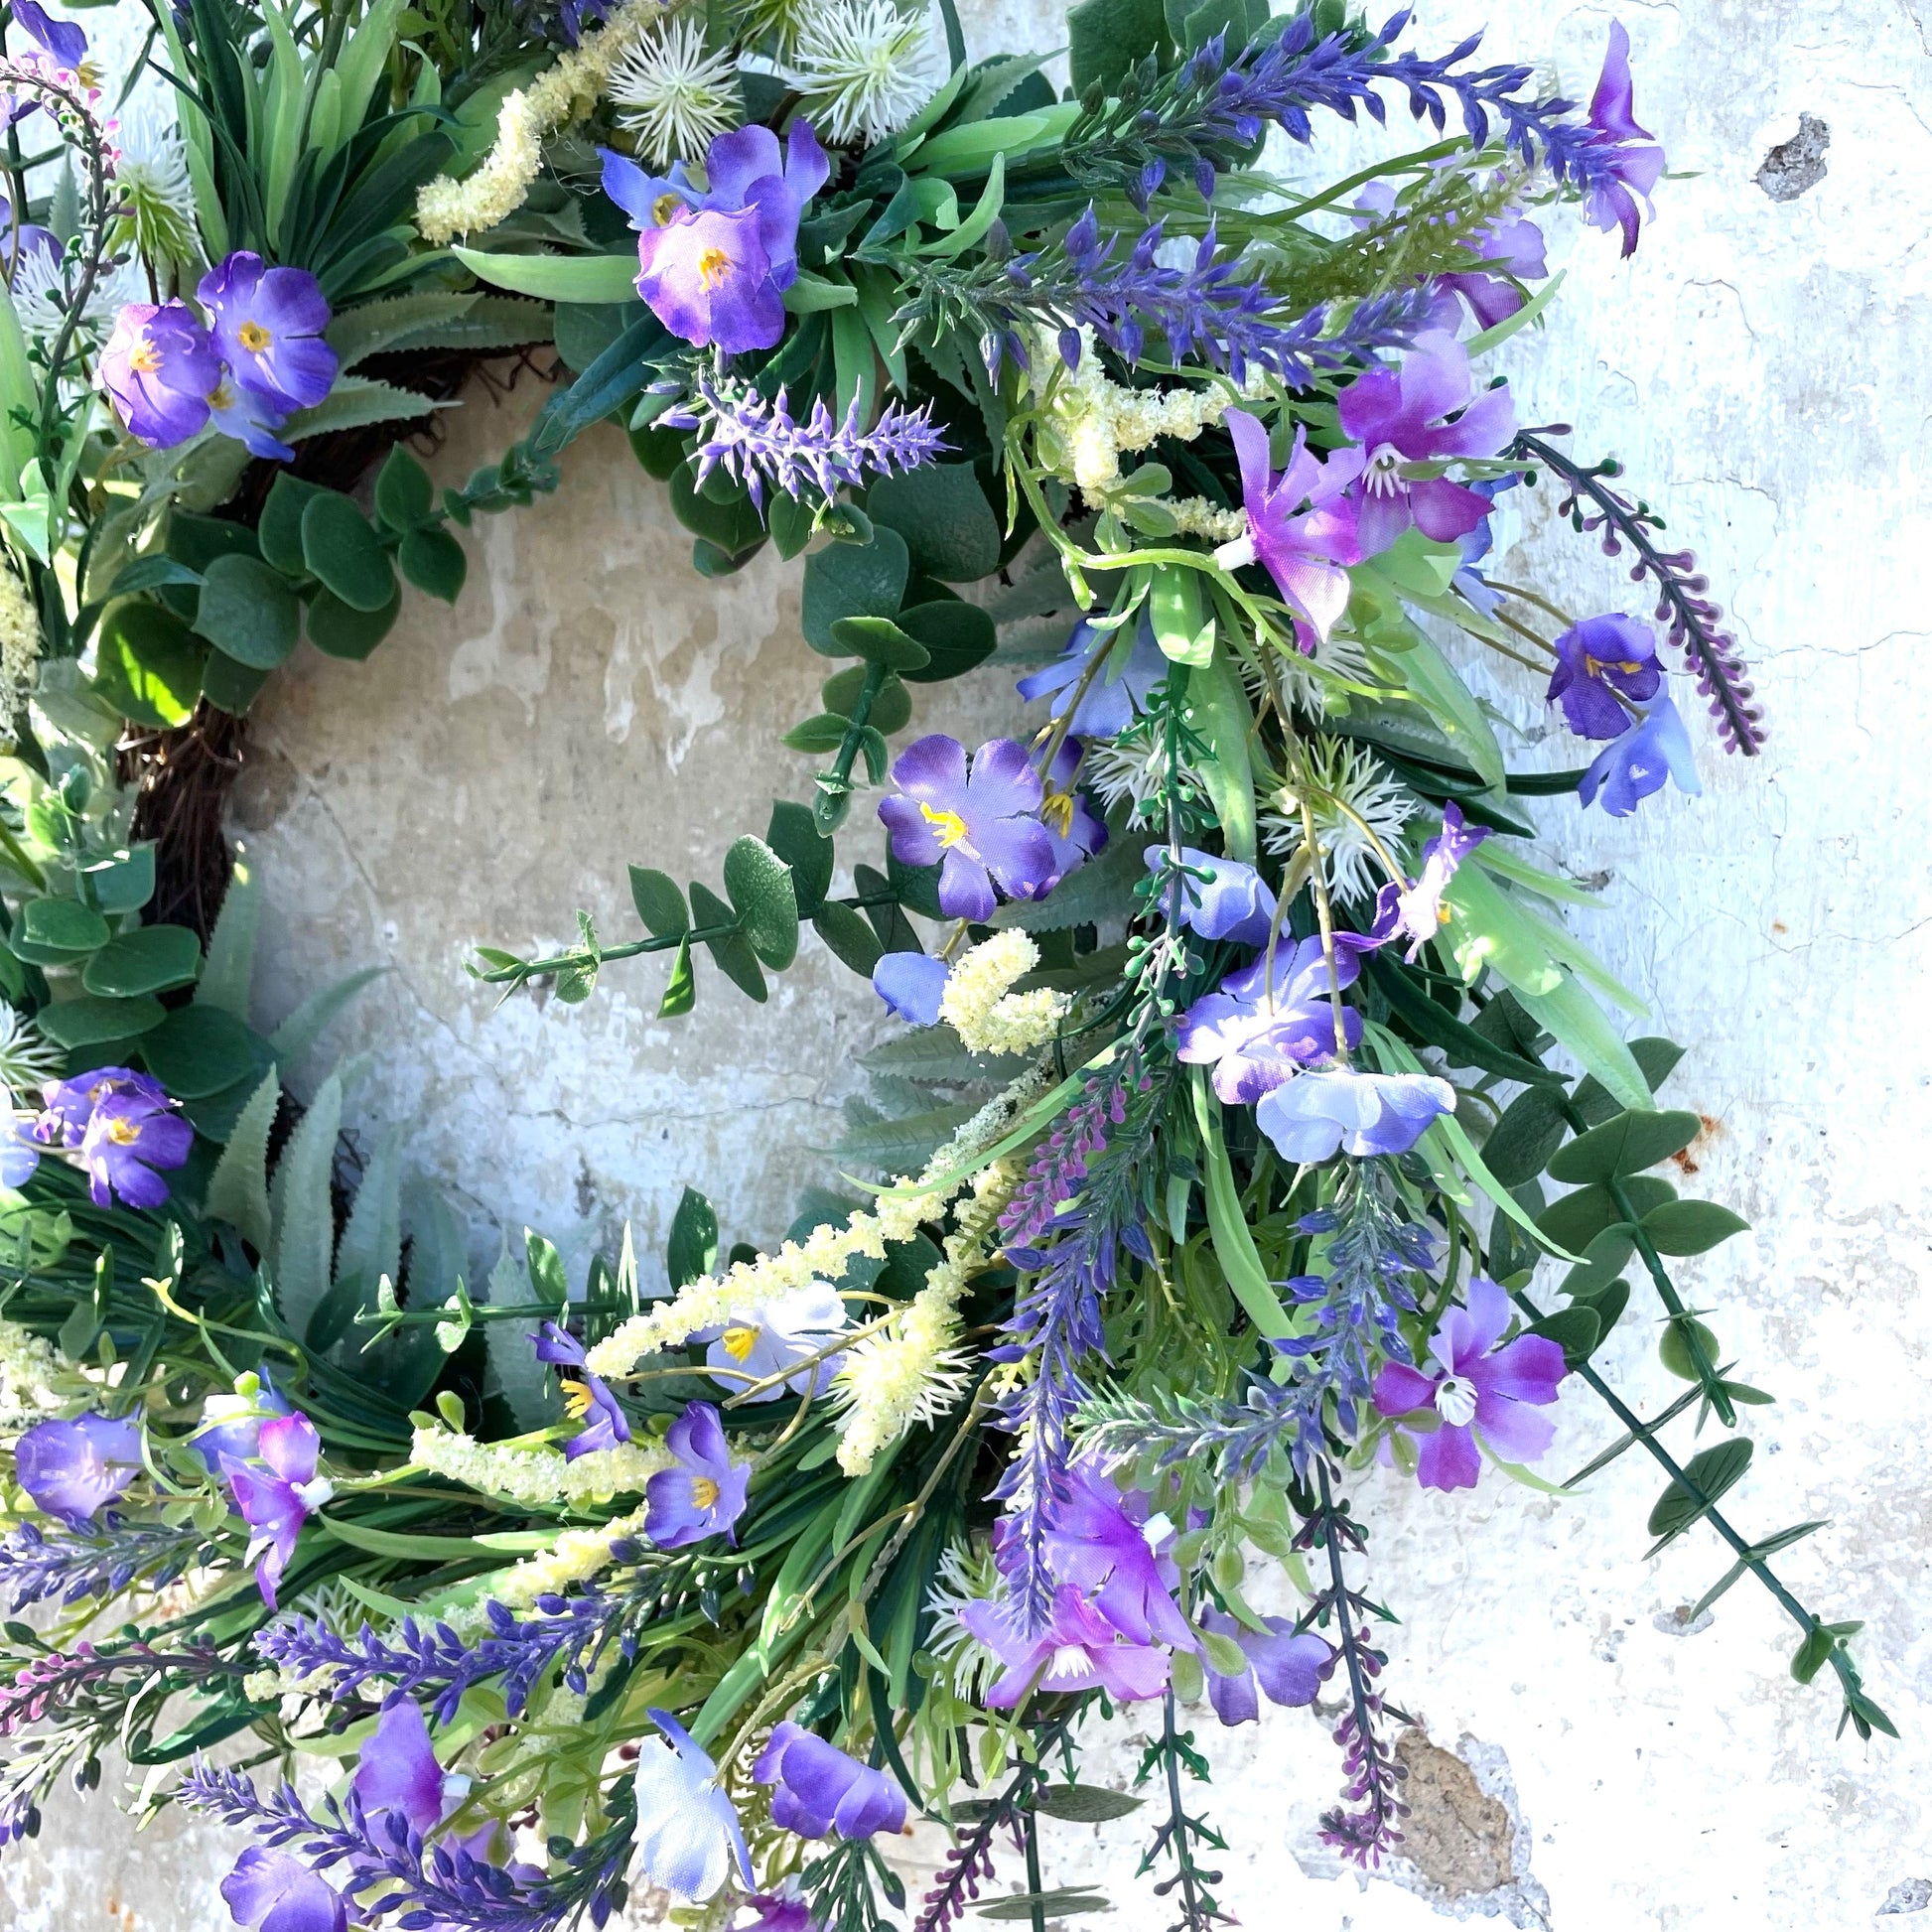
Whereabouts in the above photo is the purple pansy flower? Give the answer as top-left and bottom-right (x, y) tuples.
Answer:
(1372, 1276), (1566, 1491)
(219, 1848), (347, 1932)
(960, 1585), (1171, 1709)
(704, 1284), (847, 1403)
(1579, 692), (1701, 817)
(534, 1320), (632, 1459)
(878, 735), (1054, 922)
(633, 1707), (753, 1901)
(1198, 1606), (1331, 1727)
(1368, 802), (1490, 963)
(353, 1697), (464, 1834)
(1038, 739), (1107, 892)
(76, 1088), (193, 1209)
(1016, 613), (1168, 738)
(1336, 331), (1517, 557)
(222, 1412), (332, 1609)
(754, 1723), (907, 1840)
(1214, 409), (1364, 644)
(1149, 845), (1276, 947)
(14, 1412), (143, 1521)
(100, 301), (218, 448)
(643, 1402), (750, 1549)
(198, 253), (338, 413)
(1255, 1067), (1455, 1163)
(1042, 1462), (1196, 1652)
(872, 951), (947, 1027)
(1174, 935), (1363, 1105)
(1582, 22), (1667, 257)
(191, 1370), (293, 1472)
(1547, 614), (1662, 740)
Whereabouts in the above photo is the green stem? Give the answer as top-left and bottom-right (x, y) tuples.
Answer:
(1021, 1798), (1047, 1932)
(475, 921), (739, 985)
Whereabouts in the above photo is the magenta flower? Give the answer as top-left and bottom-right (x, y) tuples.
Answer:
(1547, 614), (1661, 741)
(1372, 1277), (1566, 1491)
(960, 1585), (1171, 1708)
(1580, 692), (1701, 817)
(221, 1413), (332, 1609)
(754, 1723), (906, 1840)
(1582, 22), (1667, 257)
(878, 735), (1054, 921)
(1198, 1607), (1331, 1727)
(76, 1088), (192, 1209)
(14, 1412), (143, 1521)
(100, 300), (218, 448)
(1042, 1463), (1195, 1652)
(643, 1402), (750, 1549)
(1174, 935), (1362, 1105)
(1148, 846), (1276, 947)
(872, 951), (947, 1026)
(1214, 409), (1364, 643)
(1037, 739), (1107, 892)
(1255, 1067), (1454, 1163)
(1336, 331), (1517, 557)
(1368, 802), (1490, 963)
(219, 1849), (346, 1932)
(534, 1320), (631, 1459)
(353, 1697), (463, 1835)
(198, 252), (337, 413)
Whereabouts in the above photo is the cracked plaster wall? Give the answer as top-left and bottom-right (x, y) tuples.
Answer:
(12, 3), (1932, 1928)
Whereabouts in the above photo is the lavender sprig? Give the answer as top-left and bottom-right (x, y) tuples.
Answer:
(1514, 428), (1765, 754)
(176, 1759), (634, 1932)
(0, 1512), (220, 1612)
(660, 370), (948, 509)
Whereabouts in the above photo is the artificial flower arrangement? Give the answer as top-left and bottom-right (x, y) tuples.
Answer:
(0, 0), (1890, 1928)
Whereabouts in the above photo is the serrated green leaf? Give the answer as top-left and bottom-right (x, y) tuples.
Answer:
(268, 967), (386, 1064)
(198, 848), (262, 1020)
(270, 1070), (342, 1343)
(201, 1068), (280, 1248)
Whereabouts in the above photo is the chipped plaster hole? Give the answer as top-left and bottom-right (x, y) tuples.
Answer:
(1755, 113), (1830, 202)
(1879, 1879), (1932, 1915)
(1393, 1730), (1515, 1897)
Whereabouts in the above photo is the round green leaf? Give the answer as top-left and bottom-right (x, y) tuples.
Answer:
(201, 648), (274, 716)
(667, 466), (764, 557)
(398, 525), (469, 604)
(301, 491), (397, 612)
(81, 923), (203, 997)
(867, 462), (1001, 581)
(192, 552), (303, 669)
(811, 901), (880, 976)
(91, 600), (207, 729)
(1641, 1199), (1749, 1256)
(14, 897), (111, 958)
(374, 446), (435, 531)
(896, 599), (996, 682)
(801, 526), (908, 652)
(36, 994), (166, 1046)
(828, 617), (930, 671)
(307, 585), (401, 660)
(136, 1004), (266, 1098)
(722, 836), (799, 970)
(821, 666), (912, 735)
(1548, 1109), (1702, 1185)
(258, 474), (326, 576)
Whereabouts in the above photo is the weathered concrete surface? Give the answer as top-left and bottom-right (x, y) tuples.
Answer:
(14, 2), (1932, 1926)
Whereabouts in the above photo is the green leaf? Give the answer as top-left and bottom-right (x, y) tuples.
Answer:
(781, 269), (859, 313)
(1151, 563), (1212, 665)
(1180, 649), (1257, 863)
(201, 649), (273, 716)
(92, 601), (206, 728)
(451, 245), (641, 304)
(268, 966), (385, 1063)
(1548, 1110), (1702, 1185)
(691, 882), (765, 1002)
(867, 463), (1001, 581)
(1790, 1622), (1836, 1686)
(783, 713), (852, 755)
(138, 1005), (263, 1098)
(373, 446), (435, 530)
(1032, 1784), (1145, 1823)
(666, 1186), (718, 1289)
(628, 867), (688, 937)
(1512, 969), (1655, 1115)
(36, 995), (166, 1047)
(259, 474), (327, 575)
(1641, 1199), (1749, 1256)
(658, 933), (695, 1016)
(302, 493), (397, 613)
(270, 1069), (343, 1342)
(284, 375), (441, 443)
(199, 848), (263, 1021)
(723, 836), (799, 970)
(822, 665), (912, 735)
(813, 902), (881, 976)
(307, 585), (401, 660)
(191, 553), (303, 669)
(896, 600), (995, 682)
(1646, 1438), (1753, 1549)
(1068, 0), (1167, 89)
(1573, 1036), (1685, 1124)
(1527, 1304), (1600, 1369)
(801, 527), (909, 651)
(81, 925), (203, 998)
(1481, 1086), (1570, 1185)
(913, 103), (1079, 178)
(1389, 628), (1505, 792)
(828, 616), (930, 672)
(764, 800), (833, 915)
(1659, 1314), (1721, 1382)
(398, 526), (468, 603)
(202, 1067), (280, 1251)
(14, 897), (110, 958)
(976, 1891), (1111, 1921)
(667, 466), (765, 558)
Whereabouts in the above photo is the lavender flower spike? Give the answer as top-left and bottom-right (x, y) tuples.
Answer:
(663, 370), (946, 509)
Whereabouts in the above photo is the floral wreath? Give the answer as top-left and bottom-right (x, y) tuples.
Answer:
(0, 1), (1886, 1929)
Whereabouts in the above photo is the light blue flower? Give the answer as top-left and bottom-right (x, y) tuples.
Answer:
(631, 1708), (753, 1901)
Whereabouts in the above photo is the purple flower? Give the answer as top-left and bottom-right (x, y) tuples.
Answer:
(1336, 331), (1517, 557)
(1041, 1463), (1195, 1652)
(533, 1320), (631, 1459)
(704, 1285), (847, 1403)
(1372, 1276), (1566, 1491)
(0, 1114), (39, 1187)
(872, 951), (947, 1026)
(219, 1848), (346, 1932)
(10, 2), (86, 69)
(1150, 845), (1275, 946)
(1547, 614), (1662, 740)
(632, 1707), (753, 1901)
(14, 1413), (143, 1522)
(631, 122), (828, 354)
(1579, 692), (1701, 817)
(1174, 935), (1363, 1105)
(878, 736), (1054, 921)
(737, 1887), (816, 1932)
(1441, 207), (1548, 330)
(100, 301), (217, 448)
(1255, 1068), (1455, 1163)
(207, 369), (295, 462)
(76, 1088), (192, 1208)
(643, 1402), (749, 1549)
(1199, 1607), (1331, 1726)
(1017, 613), (1168, 738)
(600, 149), (703, 232)
(1581, 23), (1666, 257)
(352, 1698), (462, 1835)
(36, 1065), (168, 1143)
(222, 1413), (332, 1610)
(754, 1723), (906, 1840)
(191, 1371), (293, 1472)
(1370, 802), (1490, 963)
(1038, 739), (1107, 891)
(198, 253), (337, 413)
(960, 1585), (1171, 1708)
(1215, 409), (1364, 644)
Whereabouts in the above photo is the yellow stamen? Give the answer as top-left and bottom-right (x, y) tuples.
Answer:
(561, 1379), (595, 1421)
(918, 803), (970, 849)
(721, 1324), (759, 1362)
(696, 247), (733, 291)
(105, 1118), (143, 1147)
(238, 320), (272, 353)
(128, 337), (162, 375)
(1041, 790), (1075, 838)
(651, 192), (683, 227)
(1585, 655), (1646, 679)
(690, 1476), (720, 1509)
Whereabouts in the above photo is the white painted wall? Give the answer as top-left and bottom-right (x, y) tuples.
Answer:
(9, 3), (1932, 1927)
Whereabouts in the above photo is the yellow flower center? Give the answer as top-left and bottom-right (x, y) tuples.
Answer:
(105, 1117), (144, 1147)
(561, 1378), (595, 1420)
(721, 1324), (759, 1362)
(690, 1475), (720, 1509)
(651, 192), (684, 227)
(696, 247), (733, 291)
(919, 803), (970, 849)
(1584, 655), (1645, 679)
(128, 336), (162, 375)
(238, 320), (273, 353)
(1041, 789), (1075, 838)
